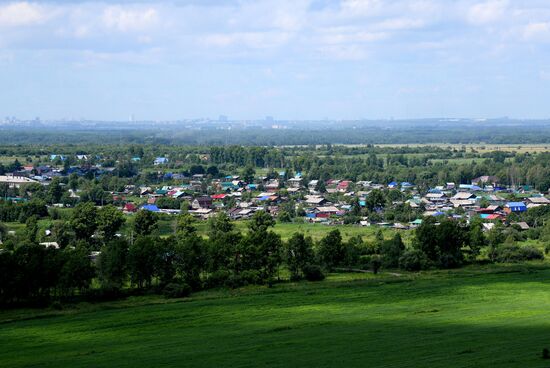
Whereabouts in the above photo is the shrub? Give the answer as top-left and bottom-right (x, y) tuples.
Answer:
(399, 249), (429, 271)
(370, 255), (382, 274)
(240, 270), (262, 285)
(303, 264), (325, 281)
(50, 301), (63, 310)
(494, 244), (544, 263)
(206, 270), (231, 288)
(163, 282), (191, 298)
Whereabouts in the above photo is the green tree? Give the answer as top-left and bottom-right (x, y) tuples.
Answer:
(175, 216), (206, 290)
(207, 213), (241, 272)
(97, 239), (128, 290)
(58, 246), (95, 296)
(128, 236), (158, 288)
(47, 177), (64, 204)
(133, 210), (158, 237)
(380, 233), (405, 268)
(97, 205), (126, 241)
(468, 219), (486, 260)
(318, 229), (345, 269)
(286, 233), (314, 280)
(70, 202), (98, 241)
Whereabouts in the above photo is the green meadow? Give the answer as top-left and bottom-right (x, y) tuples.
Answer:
(2, 264), (550, 368)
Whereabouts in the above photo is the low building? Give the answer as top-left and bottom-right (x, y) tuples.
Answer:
(0, 175), (39, 188)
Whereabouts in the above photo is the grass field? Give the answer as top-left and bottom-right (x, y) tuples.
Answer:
(2, 264), (550, 367)
(374, 143), (550, 153)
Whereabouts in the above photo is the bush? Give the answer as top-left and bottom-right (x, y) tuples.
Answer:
(370, 255), (382, 274)
(494, 244), (544, 263)
(240, 270), (262, 285)
(206, 270), (231, 288)
(162, 282), (191, 298)
(303, 264), (325, 281)
(50, 301), (63, 310)
(399, 249), (429, 271)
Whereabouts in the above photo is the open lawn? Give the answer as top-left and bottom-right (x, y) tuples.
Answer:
(2, 264), (550, 367)
(374, 143), (550, 154)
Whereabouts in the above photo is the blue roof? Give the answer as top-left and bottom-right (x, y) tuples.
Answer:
(506, 202), (526, 207)
(259, 196), (270, 201)
(142, 204), (160, 212)
(388, 181), (398, 186)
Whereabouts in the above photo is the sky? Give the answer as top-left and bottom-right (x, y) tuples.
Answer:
(1, 0), (550, 121)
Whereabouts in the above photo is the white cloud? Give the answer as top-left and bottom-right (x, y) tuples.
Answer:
(101, 6), (159, 33)
(319, 27), (388, 45)
(376, 18), (425, 31)
(0, 2), (50, 27)
(201, 32), (292, 49)
(523, 22), (550, 41)
(340, 0), (383, 17)
(466, 0), (508, 25)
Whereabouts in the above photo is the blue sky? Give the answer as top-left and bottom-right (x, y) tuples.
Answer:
(1, 0), (550, 120)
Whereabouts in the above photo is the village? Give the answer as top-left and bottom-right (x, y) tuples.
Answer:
(2, 153), (549, 234)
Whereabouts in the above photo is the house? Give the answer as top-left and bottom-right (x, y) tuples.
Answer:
(154, 157), (169, 165)
(142, 204), (160, 212)
(388, 181), (398, 189)
(511, 222), (530, 231)
(314, 206), (339, 218)
(50, 154), (65, 161)
(452, 192), (476, 200)
(477, 205), (501, 214)
(189, 208), (214, 219)
(425, 192), (446, 202)
(450, 199), (477, 208)
(39, 242), (60, 249)
(527, 197), (550, 205)
(287, 177), (303, 189)
(0, 175), (39, 188)
(504, 202), (527, 213)
(123, 203), (138, 213)
(472, 176), (499, 186)
(308, 180), (319, 191)
(305, 195), (326, 206)
(265, 179), (279, 192)
(337, 180), (352, 192)
(192, 196), (213, 209)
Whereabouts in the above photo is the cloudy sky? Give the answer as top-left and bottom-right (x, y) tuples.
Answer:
(1, 0), (550, 120)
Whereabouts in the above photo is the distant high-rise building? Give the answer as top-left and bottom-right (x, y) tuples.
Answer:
(265, 116), (274, 122)
(219, 115), (228, 122)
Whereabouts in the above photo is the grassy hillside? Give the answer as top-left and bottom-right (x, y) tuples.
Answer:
(2, 264), (550, 367)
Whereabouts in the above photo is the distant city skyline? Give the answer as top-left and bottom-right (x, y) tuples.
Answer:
(2, 0), (550, 120)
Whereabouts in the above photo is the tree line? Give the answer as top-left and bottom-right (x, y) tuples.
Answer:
(2, 204), (547, 307)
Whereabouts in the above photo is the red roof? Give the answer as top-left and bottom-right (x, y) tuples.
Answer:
(124, 203), (137, 212)
(211, 194), (226, 199)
